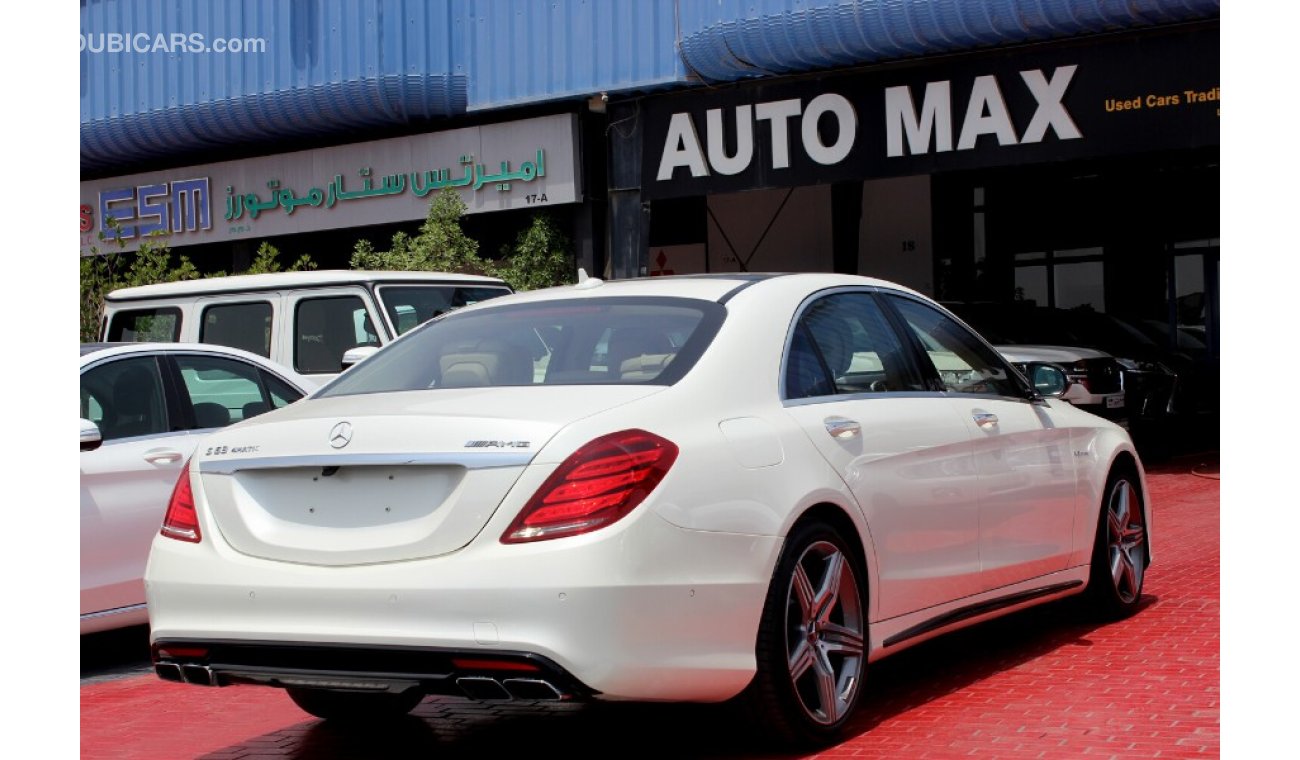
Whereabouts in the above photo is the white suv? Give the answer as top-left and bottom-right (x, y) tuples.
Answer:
(102, 271), (512, 381)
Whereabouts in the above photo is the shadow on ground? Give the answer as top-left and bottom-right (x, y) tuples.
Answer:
(196, 595), (1149, 760)
(81, 624), (153, 684)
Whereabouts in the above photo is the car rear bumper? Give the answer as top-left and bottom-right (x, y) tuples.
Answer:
(145, 511), (782, 703)
(152, 638), (595, 701)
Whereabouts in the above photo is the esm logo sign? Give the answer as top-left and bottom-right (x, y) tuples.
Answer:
(655, 65), (1081, 181)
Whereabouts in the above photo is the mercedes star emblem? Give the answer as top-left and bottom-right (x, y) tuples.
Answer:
(328, 421), (353, 449)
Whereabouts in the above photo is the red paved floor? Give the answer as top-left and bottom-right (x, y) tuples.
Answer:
(81, 463), (1219, 759)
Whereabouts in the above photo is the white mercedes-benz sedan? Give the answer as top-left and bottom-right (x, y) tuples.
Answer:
(145, 273), (1150, 746)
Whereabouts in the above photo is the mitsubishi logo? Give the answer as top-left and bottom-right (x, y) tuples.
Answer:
(328, 421), (353, 449)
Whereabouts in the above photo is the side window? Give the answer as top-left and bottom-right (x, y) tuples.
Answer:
(888, 297), (1025, 397)
(785, 292), (923, 399)
(377, 285), (513, 336)
(200, 301), (273, 358)
(106, 307), (181, 342)
(784, 324), (835, 400)
(263, 372), (305, 411)
(174, 354), (273, 427)
(80, 357), (169, 441)
(294, 296), (380, 374)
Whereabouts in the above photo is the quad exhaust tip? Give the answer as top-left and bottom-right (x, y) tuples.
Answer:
(155, 662), (217, 686)
(456, 676), (565, 701)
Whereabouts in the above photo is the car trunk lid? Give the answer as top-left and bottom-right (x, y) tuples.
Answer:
(194, 387), (660, 566)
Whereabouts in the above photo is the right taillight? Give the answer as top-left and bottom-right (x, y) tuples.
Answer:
(502, 429), (679, 544)
(160, 459), (201, 543)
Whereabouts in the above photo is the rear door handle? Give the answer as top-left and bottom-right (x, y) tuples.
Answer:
(824, 416), (861, 439)
(972, 412), (999, 429)
(143, 448), (183, 465)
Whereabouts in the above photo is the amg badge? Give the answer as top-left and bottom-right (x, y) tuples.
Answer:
(465, 440), (531, 449)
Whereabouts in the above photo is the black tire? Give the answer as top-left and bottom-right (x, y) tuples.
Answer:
(743, 520), (867, 747)
(1085, 465), (1149, 619)
(287, 687), (424, 722)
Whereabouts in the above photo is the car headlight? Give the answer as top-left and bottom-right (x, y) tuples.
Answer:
(1114, 357), (1173, 375)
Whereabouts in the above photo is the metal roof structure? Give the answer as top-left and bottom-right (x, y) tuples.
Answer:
(81, 0), (1219, 174)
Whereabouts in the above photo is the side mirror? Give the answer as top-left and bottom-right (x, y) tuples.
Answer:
(80, 418), (103, 452)
(1025, 362), (1072, 398)
(340, 345), (380, 371)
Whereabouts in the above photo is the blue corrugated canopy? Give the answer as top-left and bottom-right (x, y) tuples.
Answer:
(80, 0), (468, 173)
(676, 0), (1220, 82)
(82, 0), (1219, 174)
(464, 0), (685, 111)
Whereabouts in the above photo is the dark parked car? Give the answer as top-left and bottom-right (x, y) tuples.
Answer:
(944, 302), (1216, 449)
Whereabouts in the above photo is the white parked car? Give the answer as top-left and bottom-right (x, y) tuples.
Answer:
(81, 343), (316, 634)
(145, 274), (1150, 746)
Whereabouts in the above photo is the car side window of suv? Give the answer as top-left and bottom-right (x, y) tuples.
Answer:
(201, 301), (273, 358)
(80, 357), (169, 441)
(106, 307), (182, 342)
(784, 292), (923, 399)
(886, 296), (1026, 398)
(294, 295), (381, 375)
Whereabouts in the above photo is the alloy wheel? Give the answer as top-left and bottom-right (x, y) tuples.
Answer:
(1106, 478), (1147, 604)
(784, 540), (865, 725)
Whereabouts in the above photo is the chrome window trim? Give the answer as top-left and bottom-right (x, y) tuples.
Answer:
(782, 390), (1039, 408)
(198, 451), (535, 475)
(81, 602), (148, 620)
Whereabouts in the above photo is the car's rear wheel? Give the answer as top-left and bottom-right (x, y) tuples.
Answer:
(1086, 465), (1148, 619)
(287, 687), (424, 722)
(745, 520), (867, 747)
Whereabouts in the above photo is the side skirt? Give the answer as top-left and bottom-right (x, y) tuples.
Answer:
(882, 580), (1083, 649)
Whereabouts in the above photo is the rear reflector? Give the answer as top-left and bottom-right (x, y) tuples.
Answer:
(502, 429), (678, 543)
(155, 645), (209, 660)
(160, 459), (201, 543)
(451, 657), (541, 672)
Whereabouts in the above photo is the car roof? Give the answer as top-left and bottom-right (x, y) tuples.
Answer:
(105, 270), (509, 302)
(78, 342), (315, 388)
(453, 273), (927, 311)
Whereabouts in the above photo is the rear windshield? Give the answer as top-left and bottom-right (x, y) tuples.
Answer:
(318, 297), (725, 398)
(377, 285), (512, 336)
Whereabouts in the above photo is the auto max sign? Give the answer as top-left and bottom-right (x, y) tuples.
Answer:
(641, 25), (1218, 200)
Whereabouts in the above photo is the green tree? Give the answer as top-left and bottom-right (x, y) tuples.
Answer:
(493, 213), (575, 291)
(79, 220), (318, 341)
(244, 241), (317, 274)
(350, 190), (491, 275)
(80, 222), (202, 342)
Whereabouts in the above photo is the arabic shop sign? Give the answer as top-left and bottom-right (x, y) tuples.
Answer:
(225, 151), (550, 222)
(641, 25), (1218, 199)
(81, 113), (581, 254)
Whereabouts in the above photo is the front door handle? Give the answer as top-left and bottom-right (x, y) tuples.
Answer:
(824, 416), (861, 439)
(972, 412), (999, 430)
(143, 448), (183, 465)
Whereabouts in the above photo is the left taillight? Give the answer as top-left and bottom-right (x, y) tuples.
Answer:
(502, 429), (679, 544)
(160, 459), (201, 543)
